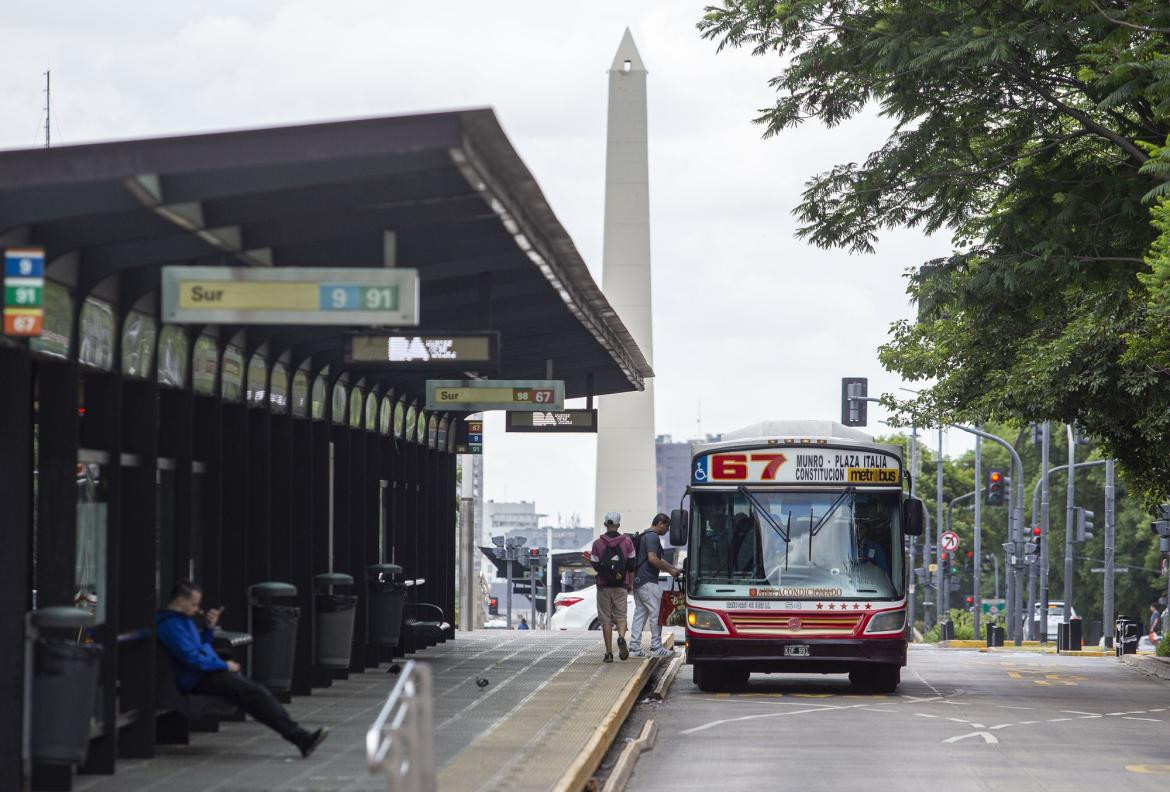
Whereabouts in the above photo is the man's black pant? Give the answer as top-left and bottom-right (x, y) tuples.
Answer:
(192, 671), (305, 744)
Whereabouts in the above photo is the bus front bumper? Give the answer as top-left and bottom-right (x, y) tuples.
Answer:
(686, 636), (907, 673)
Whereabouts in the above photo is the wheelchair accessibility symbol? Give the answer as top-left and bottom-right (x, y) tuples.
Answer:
(694, 457), (709, 482)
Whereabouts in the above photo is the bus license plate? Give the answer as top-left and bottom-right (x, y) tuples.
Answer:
(784, 645), (810, 657)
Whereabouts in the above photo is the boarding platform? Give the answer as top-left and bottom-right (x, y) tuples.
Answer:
(72, 630), (664, 792)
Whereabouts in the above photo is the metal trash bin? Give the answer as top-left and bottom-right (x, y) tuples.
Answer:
(314, 573), (357, 669)
(249, 582), (299, 692)
(1115, 617), (1140, 656)
(367, 564), (406, 646)
(29, 607), (101, 764)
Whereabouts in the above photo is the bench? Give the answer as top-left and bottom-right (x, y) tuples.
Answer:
(154, 645), (242, 744)
(401, 601), (450, 654)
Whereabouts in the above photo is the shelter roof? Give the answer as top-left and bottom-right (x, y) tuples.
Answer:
(0, 109), (652, 397)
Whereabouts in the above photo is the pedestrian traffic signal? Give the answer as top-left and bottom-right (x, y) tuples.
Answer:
(488, 597), (499, 616)
(1075, 507), (1095, 542)
(986, 468), (1005, 506)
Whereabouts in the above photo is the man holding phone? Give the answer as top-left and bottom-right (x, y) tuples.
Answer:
(156, 580), (328, 758)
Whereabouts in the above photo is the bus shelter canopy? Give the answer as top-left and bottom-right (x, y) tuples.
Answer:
(0, 108), (652, 397)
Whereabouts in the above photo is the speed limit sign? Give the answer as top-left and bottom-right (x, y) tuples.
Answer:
(940, 531), (960, 552)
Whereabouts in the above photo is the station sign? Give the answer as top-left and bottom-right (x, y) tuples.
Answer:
(692, 447), (901, 485)
(161, 266), (419, 326)
(345, 330), (499, 370)
(505, 409), (597, 434)
(455, 419), (483, 454)
(3, 247), (45, 337)
(425, 379), (564, 412)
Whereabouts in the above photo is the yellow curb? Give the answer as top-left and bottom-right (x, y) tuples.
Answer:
(553, 633), (672, 792)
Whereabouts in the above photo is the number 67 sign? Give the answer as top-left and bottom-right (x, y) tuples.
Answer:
(425, 379), (565, 412)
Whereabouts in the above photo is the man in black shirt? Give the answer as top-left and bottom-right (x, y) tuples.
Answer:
(629, 514), (681, 657)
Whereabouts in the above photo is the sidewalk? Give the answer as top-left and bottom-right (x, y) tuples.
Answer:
(74, 630), (662, 792)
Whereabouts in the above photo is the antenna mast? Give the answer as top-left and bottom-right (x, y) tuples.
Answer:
(43, 70), (51, 148)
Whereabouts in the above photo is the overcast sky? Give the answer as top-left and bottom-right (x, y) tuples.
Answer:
(3, 1), (971, 526)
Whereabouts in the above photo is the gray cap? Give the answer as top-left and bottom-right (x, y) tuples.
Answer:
(604, 511), (621, 526)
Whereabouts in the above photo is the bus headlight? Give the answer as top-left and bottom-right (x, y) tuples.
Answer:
(864, 609), (906, 634)
(687, 608), (727, 633)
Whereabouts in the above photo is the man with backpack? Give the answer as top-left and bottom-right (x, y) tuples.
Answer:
(629, 513), (681, 658)
(585, 512), (636, 662)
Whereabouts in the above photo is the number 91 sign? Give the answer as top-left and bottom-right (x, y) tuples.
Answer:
(3, 247), (45, 338)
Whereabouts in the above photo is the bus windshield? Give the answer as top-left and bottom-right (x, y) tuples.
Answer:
(689, 489), (904, 600)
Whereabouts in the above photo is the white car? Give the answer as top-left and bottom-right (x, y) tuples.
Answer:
(551, 574), (676, 630)
(550, 584), (634, 630)
(1032, 601), (1078, 641)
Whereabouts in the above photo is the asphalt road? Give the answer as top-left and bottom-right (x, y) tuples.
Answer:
(623, 646), (1170, 791)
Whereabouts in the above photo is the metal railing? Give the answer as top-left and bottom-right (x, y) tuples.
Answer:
(366, 660), (435, 792)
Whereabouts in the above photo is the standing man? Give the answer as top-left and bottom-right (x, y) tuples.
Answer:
(629, 513), (681, 658)
(584, 512), (635, 662)
(1149, 602), (1163, 644)
(156, 580), (329, 758)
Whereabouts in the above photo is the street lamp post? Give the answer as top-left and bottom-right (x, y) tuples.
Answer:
(953, 424), (1026, 645)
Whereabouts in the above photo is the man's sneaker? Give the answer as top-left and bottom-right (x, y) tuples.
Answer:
(629, 648), (649, 658)
(651, 647), (676, 658)
(298, 727), (329, 759)
(603, 652), (614, 663)
(617, 635), (629, 661)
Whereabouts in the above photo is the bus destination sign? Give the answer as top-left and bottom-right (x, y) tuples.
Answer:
(425, 380), (565, 412)
(693, 448), (901, 486)
(345, 331), (499, 370)
(162, 266), (419, 326)
(505, 409), (597, 433)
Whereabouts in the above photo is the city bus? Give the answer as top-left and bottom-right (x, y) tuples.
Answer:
(670, 421), (924, 693)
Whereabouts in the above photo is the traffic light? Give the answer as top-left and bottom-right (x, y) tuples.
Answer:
(1029, 423), (1042, 445)
(841, 377), (868, 427)
(488, 597), (499, 616)
(1152, 518), (1170, 553)
(986, 468), (1005, 506)
(1075, 507), (1095, 542)
(1024, 526), (1040, 558)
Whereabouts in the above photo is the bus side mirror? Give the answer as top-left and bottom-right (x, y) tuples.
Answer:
(903, 497), (925, 536)
(669, 509), (689, 546)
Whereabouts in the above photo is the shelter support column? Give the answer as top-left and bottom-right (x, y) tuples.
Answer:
(0, 347), (32, 791)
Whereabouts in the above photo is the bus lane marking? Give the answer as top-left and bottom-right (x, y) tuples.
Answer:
(942, 731), (998, 745)
(680, 703), (868, 736)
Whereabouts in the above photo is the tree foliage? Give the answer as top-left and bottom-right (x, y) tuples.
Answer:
(701, 1), (1170, 504)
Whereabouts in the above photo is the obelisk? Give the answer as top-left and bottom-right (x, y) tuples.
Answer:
(595, 29), (657, 535)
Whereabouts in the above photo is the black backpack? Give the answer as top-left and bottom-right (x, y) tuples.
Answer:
(598, 538), (630, 586)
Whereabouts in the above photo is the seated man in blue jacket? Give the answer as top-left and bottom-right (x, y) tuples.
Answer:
(156, 580), (328, 758)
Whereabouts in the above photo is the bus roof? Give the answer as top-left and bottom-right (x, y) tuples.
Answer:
(694, 420), (902, 458)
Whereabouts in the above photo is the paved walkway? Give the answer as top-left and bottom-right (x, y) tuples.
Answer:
(74, 630), (657, 792)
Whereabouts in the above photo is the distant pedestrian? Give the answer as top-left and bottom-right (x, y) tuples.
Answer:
(584, 512), (635, 662)
(517, 616), (529, 630)
(629, 514), (681, 658)
(1149, 603), (1162, 643)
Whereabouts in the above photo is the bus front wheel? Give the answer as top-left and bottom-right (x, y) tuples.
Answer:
(693, 666), (749, 692)
(850, 665), (900, 694)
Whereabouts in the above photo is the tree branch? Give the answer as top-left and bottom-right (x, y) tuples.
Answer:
(1088, 0), (1170, 33)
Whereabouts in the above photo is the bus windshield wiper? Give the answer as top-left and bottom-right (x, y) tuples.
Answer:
(810, 487), (856, 538)
(737, 486), (790, 542)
